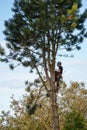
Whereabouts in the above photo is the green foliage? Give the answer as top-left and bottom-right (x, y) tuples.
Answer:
(0, 0), (87, 69)
(0, 45), (5, 56)
(59, 81), (87, 130)
(63, 110), (87, 130)
(0, 81), (87, 130)
(26, 103), (37, 115)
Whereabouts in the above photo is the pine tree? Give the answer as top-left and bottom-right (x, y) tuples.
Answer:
(0, 0), (87, 130)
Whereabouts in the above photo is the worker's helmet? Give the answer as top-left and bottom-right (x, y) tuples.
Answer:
(57, 61), (62, 66)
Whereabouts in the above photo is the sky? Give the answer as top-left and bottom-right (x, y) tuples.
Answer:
(0, 0), (87, 112)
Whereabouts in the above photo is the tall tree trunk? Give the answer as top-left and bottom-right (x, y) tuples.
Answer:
(50, 81), (60, 130)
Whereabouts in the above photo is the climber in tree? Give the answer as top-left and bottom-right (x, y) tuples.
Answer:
(55, 62), (63, 82)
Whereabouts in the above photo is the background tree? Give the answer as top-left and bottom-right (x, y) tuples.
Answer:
(0, 83), (52, 130)
(63, 110), (87, 130)
(59, 81), (87, 130)
(59, 82), (87, 116)
(0, 0), (87, 129)
(0, 81), (87, 130)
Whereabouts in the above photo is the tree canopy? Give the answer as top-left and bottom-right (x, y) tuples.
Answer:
(0, 0), (87, 72)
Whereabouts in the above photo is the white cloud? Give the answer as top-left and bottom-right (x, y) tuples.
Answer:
(0, 86), (25, 112)
(0, 56), (36, 112)
(62, 58), (87, 85)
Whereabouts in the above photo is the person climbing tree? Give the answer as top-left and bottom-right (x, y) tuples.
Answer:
(55, 62), (63, 82)
(55, 62), (63, 92)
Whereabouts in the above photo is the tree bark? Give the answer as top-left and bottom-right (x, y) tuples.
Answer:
(50, 80), (60, 130)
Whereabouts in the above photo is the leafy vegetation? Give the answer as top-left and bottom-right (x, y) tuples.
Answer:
(0, 82), (87, 130)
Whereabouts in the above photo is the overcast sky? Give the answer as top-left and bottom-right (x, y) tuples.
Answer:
(0, 0), (87, 112)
